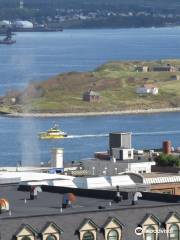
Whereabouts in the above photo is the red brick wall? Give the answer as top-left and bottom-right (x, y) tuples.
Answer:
(150, 183), (180, 195)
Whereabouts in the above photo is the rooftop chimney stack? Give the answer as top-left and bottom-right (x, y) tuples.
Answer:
(51, 148), (64, 168)
(163, 141), (171, 155)
(114, 186), (122, 203)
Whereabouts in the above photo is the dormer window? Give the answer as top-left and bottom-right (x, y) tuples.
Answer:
(40, 222), (63, 240)
(77, 218), (99, 240)
(169, 224), (179, 240)
(139, 214), (160, 240)
(164, 212), (180, 240)
(21, 237), (32, 240)
(107, 229), (119, 240)
(103, 217), (123, 240)
(13, 224), (38, 240)
(82, 231), (94, 240)
(46, 235), (57, 240)
(145, 226), (156, 240)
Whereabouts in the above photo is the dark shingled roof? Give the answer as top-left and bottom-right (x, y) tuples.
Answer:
(0, 185), (179, 240)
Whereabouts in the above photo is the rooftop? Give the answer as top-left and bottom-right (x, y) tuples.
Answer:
(0, 185), (180, 240)
(0, 184), (180, 220)
(142, 172), (180, 184)
(143, 172), (180, 178)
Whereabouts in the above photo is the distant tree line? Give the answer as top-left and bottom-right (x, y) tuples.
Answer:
(0, 0), (180, 12)
(1, 0), (180, 28)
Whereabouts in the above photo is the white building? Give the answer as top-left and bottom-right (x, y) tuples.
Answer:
(127, 161), (155, 174)
(0, 20), (11, 27)
(14, 20), (33, 29)
(136, 84), (159, 95)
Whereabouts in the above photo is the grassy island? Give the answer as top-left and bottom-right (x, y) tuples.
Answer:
(2, 59), (180, 114)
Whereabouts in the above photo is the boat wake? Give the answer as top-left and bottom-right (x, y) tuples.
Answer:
(134, 130), (180, 136)
(67, 134), (107, 139)
(67, 130), (180, 139)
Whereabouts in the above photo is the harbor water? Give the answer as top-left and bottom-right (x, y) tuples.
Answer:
(0, 28), (180, 166)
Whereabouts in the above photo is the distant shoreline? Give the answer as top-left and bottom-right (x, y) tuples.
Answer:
(3, 107), (180, 118)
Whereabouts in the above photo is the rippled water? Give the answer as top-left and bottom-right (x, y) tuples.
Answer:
(0, 28), (180, 166)
(0, 112), (180, 166)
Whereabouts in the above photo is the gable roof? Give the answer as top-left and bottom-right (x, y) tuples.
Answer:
(143, 84), (158, 89)
(103, 217), (124, 229)
(13, 224), (39, 237)
(77, 218), (99, 232)
(164, 212), (180, 224)
(41, 221), (63, 234)
(139, 214), (161, 227)
(84, 90), (100, 96)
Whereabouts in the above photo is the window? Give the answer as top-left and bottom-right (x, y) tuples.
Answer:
(46, 235), (57, 240)
(108, 230), (119, 240)
(145, 226), (156, 240)
(82, 231), (94, 240)
(21, 237), (31, 240)
(169, 224), (179, 240)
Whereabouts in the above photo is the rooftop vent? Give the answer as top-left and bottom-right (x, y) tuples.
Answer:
(132, 192), (142, 205)
(0, 198), (9, 214)
(114, 186), (122, 203)
(62, 193), (76, 209)
(29, 186), (42, 200)
(98, 205), (106, 209)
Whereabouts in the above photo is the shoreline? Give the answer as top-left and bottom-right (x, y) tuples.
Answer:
(3, 107), (180, 118)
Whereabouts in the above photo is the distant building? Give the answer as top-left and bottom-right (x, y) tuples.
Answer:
(136, 84), (159, 95)
(153, 65), (176, 72)
(14, 20), (33, 29)
(88, 132), (156, 175)
(136, 66), (149, 72)
(83, 90), (100, 102)
(143, 172), (180, 195)
(0, 20), (11, 28)
(170, 75), (180, 81)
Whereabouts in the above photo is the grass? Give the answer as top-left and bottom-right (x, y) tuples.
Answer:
(3, 59), (180, 113)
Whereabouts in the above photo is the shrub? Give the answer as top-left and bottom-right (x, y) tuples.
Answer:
(155, 154), (180, 167)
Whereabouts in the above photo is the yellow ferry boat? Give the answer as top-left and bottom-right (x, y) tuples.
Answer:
(38, 124), (67, 139)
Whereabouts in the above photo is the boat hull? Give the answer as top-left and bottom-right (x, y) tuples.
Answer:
(38, 133), (67, 140)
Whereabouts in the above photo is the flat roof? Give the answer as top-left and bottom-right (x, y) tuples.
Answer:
(0, 185), (179, 220)
(143, 172), (180, 178)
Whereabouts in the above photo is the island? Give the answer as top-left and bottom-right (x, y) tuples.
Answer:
(1, 59), (180, 116)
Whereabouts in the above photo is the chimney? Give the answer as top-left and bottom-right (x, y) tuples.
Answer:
(51, 148), (64, 168)
(62, 193), (76, 209)
(163, 141), (171, 155)
(114, 186), (122, 203)
(29, 186), (42, 200)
